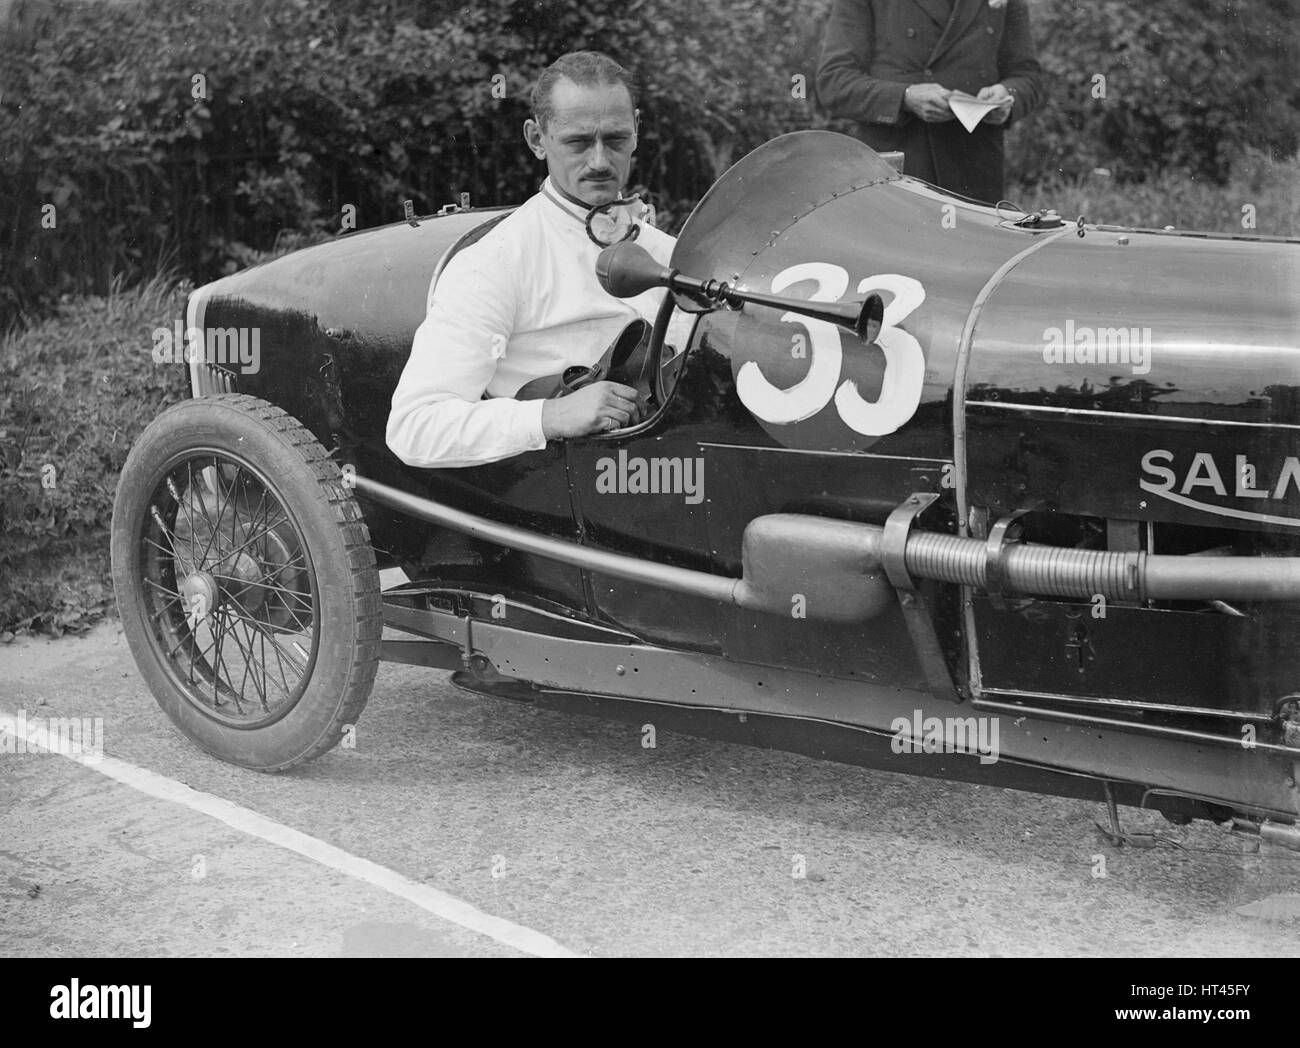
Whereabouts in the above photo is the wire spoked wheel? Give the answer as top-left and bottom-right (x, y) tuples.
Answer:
(143, 452), (318, 728)
(113, 395), (381, 770)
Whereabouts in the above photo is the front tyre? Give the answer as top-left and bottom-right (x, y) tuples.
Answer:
(111, 394), (381, 771)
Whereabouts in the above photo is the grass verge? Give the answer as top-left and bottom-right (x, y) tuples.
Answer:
(0, 272), (189, 636)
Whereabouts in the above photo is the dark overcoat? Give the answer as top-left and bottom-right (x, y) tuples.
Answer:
(816, 0), (1044, 203)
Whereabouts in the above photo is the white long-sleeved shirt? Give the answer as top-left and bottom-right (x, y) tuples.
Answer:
(386, 179), (685, 469)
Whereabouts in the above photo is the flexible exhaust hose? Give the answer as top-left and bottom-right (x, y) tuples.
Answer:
(903, 531), (1300, 602)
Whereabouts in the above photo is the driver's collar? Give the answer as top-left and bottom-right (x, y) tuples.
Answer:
(540, 177), (614, 220)
(540, 178), (651, 247)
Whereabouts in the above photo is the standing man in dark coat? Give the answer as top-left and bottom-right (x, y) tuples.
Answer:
(817, 0), (1044, 204)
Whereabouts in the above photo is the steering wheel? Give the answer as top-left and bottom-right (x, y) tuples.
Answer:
(599, 293), (683, 413)
(515, 294), (687, 424)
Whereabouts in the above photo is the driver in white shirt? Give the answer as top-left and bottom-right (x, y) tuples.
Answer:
(387, 51), (686, 469)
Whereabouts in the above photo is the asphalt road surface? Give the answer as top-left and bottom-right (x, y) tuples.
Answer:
(3, 613), (1299, 957)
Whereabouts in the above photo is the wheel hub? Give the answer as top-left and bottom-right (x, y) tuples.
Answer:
(172, 484), (306, 627)
(179, 570), (220, 625)
(212, 548), (268, 613)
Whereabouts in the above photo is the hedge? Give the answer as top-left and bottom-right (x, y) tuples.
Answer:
(1, 0), (1294, 329)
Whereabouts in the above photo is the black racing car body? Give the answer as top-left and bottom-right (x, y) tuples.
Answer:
(116, 131), (1300, 842)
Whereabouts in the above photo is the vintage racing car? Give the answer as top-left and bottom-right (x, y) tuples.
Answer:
(111, 131), (1300, 847)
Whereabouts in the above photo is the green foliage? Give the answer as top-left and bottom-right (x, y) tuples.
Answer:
(1008, 148), (1300, 235)
(1007, 0), (1300, 183)
(1, 0), (1294, 329)
(0, 0), (826, 328)
(0, 272), (189, 633)
(0, 543), (114, 639)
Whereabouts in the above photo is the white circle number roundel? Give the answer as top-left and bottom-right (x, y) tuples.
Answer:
(735, 263), (926, 436)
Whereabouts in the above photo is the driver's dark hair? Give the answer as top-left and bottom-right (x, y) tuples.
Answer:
(531, 51), (637, 129)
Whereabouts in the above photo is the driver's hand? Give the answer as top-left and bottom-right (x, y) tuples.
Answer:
(540, 381), (645, 439)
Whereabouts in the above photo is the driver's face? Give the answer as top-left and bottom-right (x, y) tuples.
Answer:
(526, 79), (638, 207)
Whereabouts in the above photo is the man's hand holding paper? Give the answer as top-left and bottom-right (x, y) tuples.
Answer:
(975, 83), (1015, 125)
(946, 84), (1015, 132)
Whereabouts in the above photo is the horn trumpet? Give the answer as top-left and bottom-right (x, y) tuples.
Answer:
(597, 241), (883, 343)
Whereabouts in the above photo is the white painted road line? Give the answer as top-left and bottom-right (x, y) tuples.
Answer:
(0, 709), (583, 958)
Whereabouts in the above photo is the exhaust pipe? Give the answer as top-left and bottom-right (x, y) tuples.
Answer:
(354, 476), (1300, 614)
(903, 530), (1300, 602)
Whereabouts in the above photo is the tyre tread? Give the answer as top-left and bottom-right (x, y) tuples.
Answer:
(118, 393), (383, 771)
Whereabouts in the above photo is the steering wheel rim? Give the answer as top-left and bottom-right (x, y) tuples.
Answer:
(648, 287), (677, 406)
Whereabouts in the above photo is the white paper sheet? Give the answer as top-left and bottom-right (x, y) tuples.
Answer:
(947, 91), (1005, 133)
